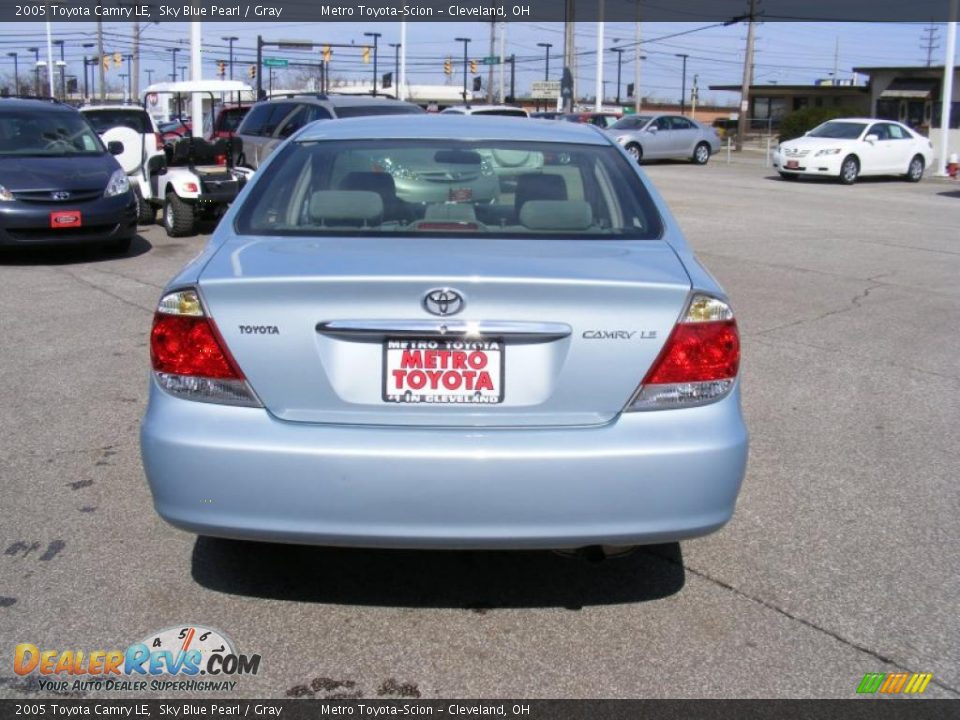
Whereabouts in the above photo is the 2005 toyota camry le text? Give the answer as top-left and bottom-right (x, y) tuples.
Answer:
(139, 115), (748, 553)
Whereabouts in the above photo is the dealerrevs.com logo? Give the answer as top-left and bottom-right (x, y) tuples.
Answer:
(14, 625), (261, 693)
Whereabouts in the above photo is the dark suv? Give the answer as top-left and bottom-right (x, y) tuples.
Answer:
(0, 97), (136, 253)
(235, 94), (423, 169)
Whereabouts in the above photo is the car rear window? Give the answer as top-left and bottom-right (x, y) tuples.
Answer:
(82, 109), (151, 134)
(235, 139), (662, 240)
(215, 107), (249, 133)
(333, 104), (425, 119)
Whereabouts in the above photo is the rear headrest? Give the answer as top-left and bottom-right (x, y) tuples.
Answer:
(519, 200), (593, 231)
(309, 190), (383, 225)
(423, 203), (478, 223)
(515, 173), (567, 212)
(339, 171), (398, 199)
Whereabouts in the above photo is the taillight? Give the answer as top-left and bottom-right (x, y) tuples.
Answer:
(215, 154), (227, 166)
(150, 289), (261, 407)
(626, 294), (740, 411)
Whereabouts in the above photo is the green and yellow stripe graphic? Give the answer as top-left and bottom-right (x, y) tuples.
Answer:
(857, 672), (933, 695)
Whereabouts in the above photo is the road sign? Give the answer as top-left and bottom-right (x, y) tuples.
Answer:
(531, 80), (561, 99)
(481, 56), (501, 65)
(262, 58), (288, 68)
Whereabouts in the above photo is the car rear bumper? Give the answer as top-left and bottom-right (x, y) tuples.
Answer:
(141, 380), (749, 549)
(0, 192), (136, 246)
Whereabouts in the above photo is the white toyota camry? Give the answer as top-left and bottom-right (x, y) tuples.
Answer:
(773, 118), (934, 185)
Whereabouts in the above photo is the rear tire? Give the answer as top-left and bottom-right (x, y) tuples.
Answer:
(839, 155), (859, 185)
(163, 192), (197, 238)
(133, 185), (155, 225)
(692, 142), (711, 165)
(905, 155), (924, 183)
(625, 143), (642, 163)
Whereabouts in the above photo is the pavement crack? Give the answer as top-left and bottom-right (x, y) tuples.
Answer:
(755, 282), (882, 336)
(55, 268), (154, 314)
(644, 548), (960, 697)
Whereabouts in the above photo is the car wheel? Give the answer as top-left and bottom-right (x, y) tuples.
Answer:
(133, 185), (155, 225)
(103, 237), (132, 255)
(839, 155), (859, 185)
(905, 155), (924, 183)
(163, 192), (197, 238)
(779, 171), (799, 181)
(692, 142), (711, 165)
(625, 143), (642, 163)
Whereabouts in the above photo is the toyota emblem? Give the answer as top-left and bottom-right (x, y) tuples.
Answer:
(423, 288), (465, 317)
(51, 191), (71, 201)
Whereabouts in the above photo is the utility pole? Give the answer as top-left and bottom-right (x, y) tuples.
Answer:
(498, 22), (506, 103)
(168, 47), (180, 82)
(563, 0), (575, 111)
(53, 40), (65, 99)
(487, 21), (495, 103)
(28, 47), (39, 96)
(133, 22), (139, 100)
(97, 18), (104, 101)
(634, 6), (642, 112)
(735, 0), (757, 152)
(455, 36), (470, 103)
(921, 23), (940, 67)
(594, 0), (604, 112)
(691, 74), (699, 120)
(676, 53), (689, 114)
(222, 36), (238, 80)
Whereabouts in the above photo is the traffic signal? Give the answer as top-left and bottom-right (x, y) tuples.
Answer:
(217, 61), (226, 78)
(472, 76), (482, 92)
(361, 46), (371, 64)
(444, 57), (452, 76)
(248, 64), (257, 80)
(382, 72), (392, 89)
(322, 45), (332, 63)
(113, 52), (122, 68)
(470, 60), (478, 74)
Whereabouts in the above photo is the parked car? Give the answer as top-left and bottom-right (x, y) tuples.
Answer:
(441, 104), (529, 118)
(0, 97), (136, 253)
(773, 118), (933, 184)
(235, 93), (424, 169)
(81, 104), (165, 224)
(607, 113), (721, 165)
(159, 119), (192, 142)
(562, 112), (621, 128)
(209, 104), (250, 140)
(141, 115), (748, 554)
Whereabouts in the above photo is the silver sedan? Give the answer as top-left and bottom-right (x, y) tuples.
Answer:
(140, 116), (747, 553)
(608, 113), (722, 165)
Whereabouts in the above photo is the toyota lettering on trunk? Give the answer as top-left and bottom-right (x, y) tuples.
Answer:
(383, 338), (504, 405)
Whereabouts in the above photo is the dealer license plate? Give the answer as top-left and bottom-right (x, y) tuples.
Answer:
(50, 210), (82, 228)
(383, 337), (504, 405)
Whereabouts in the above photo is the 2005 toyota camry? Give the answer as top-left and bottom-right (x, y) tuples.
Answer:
(140, 116), (748, 553)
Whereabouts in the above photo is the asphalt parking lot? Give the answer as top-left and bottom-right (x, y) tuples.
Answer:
(1, 159), (958, 699)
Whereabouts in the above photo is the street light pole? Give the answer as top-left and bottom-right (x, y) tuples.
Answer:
(28, 47), (39, 95)
(6, 53), (18, 95)
(537, 42), (551, 111)
(364, 32), (381, 96)
(222, 36), (238, 80)
(454, 37), (470, 104)
(125, 54), (133, 102)
(179, 65), (187, 82)
(389, 42), (400, 93)
(168, 47), (180, 82)
(676, 53), (689, 114)
(611, 47), (624, 105)
(53, 40), (65, 99)
(145, 69), (154, 86)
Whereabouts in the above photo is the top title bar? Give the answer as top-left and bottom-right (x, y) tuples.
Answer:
(5, 0), (958, 23)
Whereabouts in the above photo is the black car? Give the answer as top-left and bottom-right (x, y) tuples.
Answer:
(0, 97), (137, 253)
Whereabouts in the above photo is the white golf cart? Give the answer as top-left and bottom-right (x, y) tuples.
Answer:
(141, 80), (254, 237)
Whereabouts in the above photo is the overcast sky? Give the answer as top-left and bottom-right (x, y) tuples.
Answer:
(2, 21), (958, 105)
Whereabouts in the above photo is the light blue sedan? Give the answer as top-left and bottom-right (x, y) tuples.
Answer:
(140, 116), (748, 554)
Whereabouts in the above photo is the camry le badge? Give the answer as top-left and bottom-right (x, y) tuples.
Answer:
(423, 288), (465, 317)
